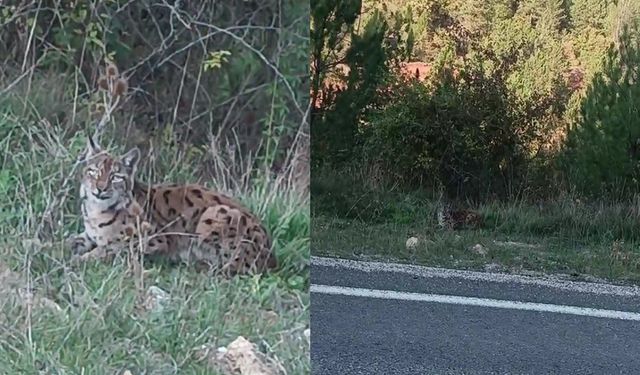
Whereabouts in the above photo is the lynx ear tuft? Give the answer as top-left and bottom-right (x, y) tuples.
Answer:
(87, 135), (102, 155)
(121, 147), (141, 172)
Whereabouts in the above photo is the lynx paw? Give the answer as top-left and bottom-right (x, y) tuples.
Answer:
(67, 233), (96, 255)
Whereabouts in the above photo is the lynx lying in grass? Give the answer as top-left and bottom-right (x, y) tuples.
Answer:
(69, 136), (277, 275)
(436, 204), (483, 230)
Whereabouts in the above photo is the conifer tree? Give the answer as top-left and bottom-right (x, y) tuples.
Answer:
(564, 24), (640, 196)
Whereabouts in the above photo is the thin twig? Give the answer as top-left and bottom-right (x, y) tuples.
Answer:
(189, 17), (305, 117)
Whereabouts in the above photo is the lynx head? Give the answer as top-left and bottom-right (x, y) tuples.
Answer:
(81, 136), (140, 208)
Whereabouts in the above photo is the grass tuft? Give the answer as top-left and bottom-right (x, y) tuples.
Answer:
(312, 168), (640, 284)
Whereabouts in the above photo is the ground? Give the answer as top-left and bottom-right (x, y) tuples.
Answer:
(0, 228), (308, 374)
(312, 193), (640, 284)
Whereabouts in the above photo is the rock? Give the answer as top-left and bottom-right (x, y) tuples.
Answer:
(470, 243), (487, 256)
(483, 263), (503, 272)
(0, 261), (64, 319)
(262, 310), (279, 325)
(143, 286), (170, 313)
(405, 237), (420, 250)
(196, 336), (284, 375)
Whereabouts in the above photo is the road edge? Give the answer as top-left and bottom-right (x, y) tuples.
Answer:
(311, 255), (640, 297)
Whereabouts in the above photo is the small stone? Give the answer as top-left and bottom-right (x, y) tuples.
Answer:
(471, 243), (487, 256)
(262, 310), (279, 325)
(483, 263), (503, 272)
(216, 346), (228, 354)
(143, 286), (170, 313)
(198, 336), (282, 375)
(405, 237), (420, 250)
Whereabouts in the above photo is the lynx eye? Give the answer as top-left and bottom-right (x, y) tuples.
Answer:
(86, 168), (99, 178)
(111, 174), (125, 183)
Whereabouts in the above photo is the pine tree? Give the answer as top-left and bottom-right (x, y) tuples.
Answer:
(311, 3), (389, 166)
(310, 0), (363, 109)
(563, 24), (640, 196)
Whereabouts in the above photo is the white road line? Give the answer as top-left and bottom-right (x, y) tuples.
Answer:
(311, 256), (640, 297)
(311, 284), (640, 321)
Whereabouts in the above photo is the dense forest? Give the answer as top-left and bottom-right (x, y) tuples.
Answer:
(311, 0), (640, 202)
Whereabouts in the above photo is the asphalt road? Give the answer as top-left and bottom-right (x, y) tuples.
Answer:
(310, 257), (640, 375)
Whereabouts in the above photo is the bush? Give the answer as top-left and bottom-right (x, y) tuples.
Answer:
(360, 56), (551, 201)
(0, 0), (308, 172)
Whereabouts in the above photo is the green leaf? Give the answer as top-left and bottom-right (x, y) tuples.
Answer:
(203, 50), (232, 71)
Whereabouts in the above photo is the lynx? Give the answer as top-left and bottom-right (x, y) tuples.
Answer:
(434, 184), (483, 230)
(69, 136), (277, 275)
(436, 203), (483, 230)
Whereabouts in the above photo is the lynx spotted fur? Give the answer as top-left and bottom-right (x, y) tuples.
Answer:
(69, 137), (277, 275)
(436, 204), (483, 230)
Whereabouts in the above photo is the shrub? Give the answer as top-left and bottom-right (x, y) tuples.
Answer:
(360, 55), (551, 201)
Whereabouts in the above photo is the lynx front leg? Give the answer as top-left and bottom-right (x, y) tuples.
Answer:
(144, 235), (171, 256)
(68, 232), (97, 255)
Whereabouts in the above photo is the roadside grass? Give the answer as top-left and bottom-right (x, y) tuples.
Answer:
(312, 168), (640, 284)
(0, 100), (309, 372)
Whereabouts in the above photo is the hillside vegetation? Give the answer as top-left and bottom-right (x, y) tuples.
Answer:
(311, 0), (640, 283)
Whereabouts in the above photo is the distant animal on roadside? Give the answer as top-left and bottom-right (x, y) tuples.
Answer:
(436, 204), (483, 230)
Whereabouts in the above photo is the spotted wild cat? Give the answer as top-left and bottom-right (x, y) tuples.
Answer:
(69, 136), (277, 275)
(436, 203), (483, 230)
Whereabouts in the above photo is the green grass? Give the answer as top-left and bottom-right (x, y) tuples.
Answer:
(0, 256), (308, 374)
(312, 168), (640, 284)
(0, 106), (309, 373)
